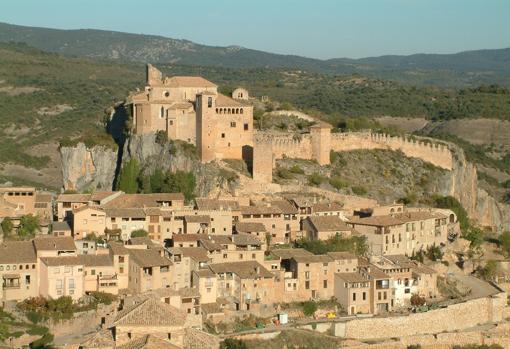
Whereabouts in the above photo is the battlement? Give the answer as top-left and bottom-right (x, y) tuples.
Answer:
(252, 129), (454, 183)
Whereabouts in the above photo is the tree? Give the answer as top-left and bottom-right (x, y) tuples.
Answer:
(18, 215), (40, 239)
(1, 217), (13, 237)
(464, 227), (484, 248)
(434, 196), (469, 232)
(302, 301), (318, 317)
(163, 171), (196, 203)
(410, 294), (426, 307)
(131, 229), (148, 238)
(220, 338), (247, 349)
(426, 244), (443, 261)
(499, 231), (510, 256)
(116, 159), (140, 193)
(150, 168), (166, 193)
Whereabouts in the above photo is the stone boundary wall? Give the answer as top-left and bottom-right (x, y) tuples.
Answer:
(254, 132), (313, 161)
(335, 292), (507, 340)
(330, 132), (453, 170)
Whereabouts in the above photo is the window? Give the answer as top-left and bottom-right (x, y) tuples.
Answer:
(230, 122), (236, 127)
(252, 253), (256, 259)
(244, 123), (249, 131)
(221, 133), (225, 138)
(56, 279), (63, 290)
(353, 292), (356, 301)
(160, 107), (164, 118)
(91, 269), (96, 276)
(119, 256), (125, 263)
(323, 280), (328, 288)
(305, 281), (310, 289)
(53, 267), (60, 274)
(207, 97), (213, 108)
(65, 266), (71, 273)
(362, 292), (366, 300)
(119, 267), (124, 274)
(69, 279), (75, 289)
(25, 275), (31, 285)
(305, 271), (310, 279)
(223, 254), (227, 259)
(164, 91), (170, 97)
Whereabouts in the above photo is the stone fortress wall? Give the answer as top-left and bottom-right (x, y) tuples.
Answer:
(253, 127), (454, 182)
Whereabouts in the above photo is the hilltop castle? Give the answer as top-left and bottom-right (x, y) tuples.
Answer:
(129, 64), (254, 163)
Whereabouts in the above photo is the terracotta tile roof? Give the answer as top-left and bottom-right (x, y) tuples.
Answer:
(231, 233), (262, 246)
(312, 202), (344, 212)
(215, 93), (246, 107)
(33, 236), (76, 251)
(51, 221), (71, 231)
(348, 215), (403, 227)
(336, 272), (369, 283)
(184, 215), (211, 224)
(234, 222), (266, 233)
(394, 211), (446, 222)
(178, 287), (201, 298)
(327, 251), (357, 260)
(306, 216), (352, 232)
(104, 208), (146, 218)
(128, 249), (172, 267)
(367, 266), (390, 279)
(184, 327), (220, 349)
(270, 248), (313, 259)
(163, 76), (217, 88)
(270, 200), (298, 214)
(40, 256), (82, 266)
(412, 264), (437, 275)
(114, 298), (186, 327)
(109, 241), (129, 255)
(103, 193), (184, 209)
(0, 241), (37, 264)
(56, 191), (118, 203)
(209, 261), (273, 279)
(73, 205), (105, 214)
(175, 247), (209, 262)
(194, 268), (216, 278)
(201, 302), (223, 315)
(116, 335), (182, 349)
(129, 237), (155, 246)
(292, 255), (333, 264)
(168, 102), (193, 110)
(240, 205), (282, 215)
(35, 193), (52, 203)
(172, 234), (205, 242)
(195, 198), (240, 211)
(79, 254), (113, 267)
(80, 329), (115, 348)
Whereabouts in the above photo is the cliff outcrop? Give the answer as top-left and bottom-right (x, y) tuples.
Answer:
(121, 134), (238, 197)
(60, 143), (117, 191)
(440, 144), (510, 231)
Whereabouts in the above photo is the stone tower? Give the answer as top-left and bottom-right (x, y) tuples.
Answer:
(196, 92), (217, 163)
(252, 140), (273, 182)
(146, 64), (163, 85)
(310, 123), (331, 166)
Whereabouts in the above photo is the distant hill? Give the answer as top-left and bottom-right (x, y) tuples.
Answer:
(1, 22), (510, 87)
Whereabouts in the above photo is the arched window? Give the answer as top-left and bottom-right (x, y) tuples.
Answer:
(228, 108), (231, 114)
(236, 108), (239, 114)
(163, 91), (170, 98)
(240, 108), (244, 114)
(160, 107), (164, 118)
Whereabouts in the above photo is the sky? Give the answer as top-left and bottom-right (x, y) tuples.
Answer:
(1, 0), (509, 59)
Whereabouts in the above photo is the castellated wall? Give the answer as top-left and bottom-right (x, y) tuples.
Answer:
(335, 292), (507, 340)
(252, 130), (454, 182)
(330, 132), (453, 170)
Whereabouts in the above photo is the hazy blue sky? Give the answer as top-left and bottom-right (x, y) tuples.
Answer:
(1, 0), (509, 59)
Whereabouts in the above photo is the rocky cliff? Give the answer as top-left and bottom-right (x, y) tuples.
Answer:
(441, 145), (510, 231)
(121, 134), (238, 197)
(60, 143), (117, 191)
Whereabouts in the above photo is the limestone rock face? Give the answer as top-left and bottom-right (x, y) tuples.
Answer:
(122, 134), (236, 197)
(60, 143), (118, 192)
(439, 144), (510, 231)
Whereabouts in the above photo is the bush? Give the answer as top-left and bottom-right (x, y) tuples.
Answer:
(31, 333), (54, 349)
(1, 217), (13, 237)
(27, 325), (49, 336)
(329, 176), (347, 190)
(277, 168), (294, 180)
(499, 231), (510, 256)
(289, 165), (305, 174)
(308, 172), (326, 186)
(221, 338), (248, 349)
(155, 130), (168, 145)
(434, 195), (469, 232)
(351, 185), (367, 196)
(302, 301), (318, 317)
(116, 159), (140, 194)
(18, 214), (41, 239)
(26, 311), (45, 324)
(131, 229), (148, 238)
(218, 168), (239, 183)
(410, 294), (426, 306)
(426, 244), (443, 261)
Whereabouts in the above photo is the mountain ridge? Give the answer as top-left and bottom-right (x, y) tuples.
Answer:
(1, 21), (510, 86)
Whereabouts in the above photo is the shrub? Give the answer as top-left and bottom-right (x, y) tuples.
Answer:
(277, 168), (294, 180)
(155, 130), (168, 145)
(221, 338), (248, 349)
(18, 214), (41, 239)
(302, 301), (318, 317)
(116, 159), (140, 194)
(131, 229), (148, 238)
(289, 165), (305, 174)
(218, 168), (239, 183)
(351, 185), (367, 196)
(499, 231), (510, 256)
(1, 217), (13, 237)
(27, 325), (49, 336)
(434, 195), (469, 232)
(308, 172), (326, 186)
(31, 333), (54, 349)
(426, 244), (443, 261)
(410, 294), (426, 306)
(26, 311), (45, 324)
(329, 176), (347, 190)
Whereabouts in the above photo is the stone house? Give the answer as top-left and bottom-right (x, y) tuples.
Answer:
(127, 247), (172, 293)
(0, 241), (38, 303)
(39, 256), (84, 301)
(327, 251), (359, 273)
(51, 221), (72, 237)
(56, 191), (121, 221)
(73, 206), (107, 240)
(286, 254), (335, 301)
(302, 215), (353, 241)
(334, 272), (371, 315)
(79, 254), (118, 295)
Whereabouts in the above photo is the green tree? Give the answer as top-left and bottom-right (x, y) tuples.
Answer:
(163, 171), (196, 203)
(434, 196), (469, 232)
(116, 159), (140, 193)
(499, 231), (510, 256)
(464, 227), (484, 248)
(302, 301), (318, 317)
(18, 215), (40, 239)
(220, 338), (248, 349)
(1, 217), (13, 237)
(150, 168), (166, 193)
(131, 229), (148, 238)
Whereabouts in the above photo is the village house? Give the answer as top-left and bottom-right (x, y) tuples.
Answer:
(348, 211), (452, 256)
(79, 254), (118, 295)
(56, 191), (121, 221)
(127, 246), (173, 293)
(302, 215), (354, 241)
(51, 221), (72, 237)
(0, 187), (53, 230)
(0, 241), (38, 304)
